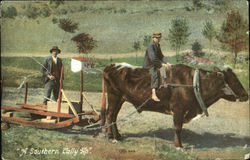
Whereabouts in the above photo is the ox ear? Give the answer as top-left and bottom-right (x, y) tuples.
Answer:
(214, 67), (221, 72)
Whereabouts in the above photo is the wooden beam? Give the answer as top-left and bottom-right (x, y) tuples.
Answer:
(2, 116), (79, 129)
(61, 89), (78, 118)
(1, 105), (74, 118)
(16, 103), (47, 111)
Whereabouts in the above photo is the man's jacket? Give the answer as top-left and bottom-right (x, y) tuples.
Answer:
(143, 42), (165, 69)
(41, 56), (63, 84)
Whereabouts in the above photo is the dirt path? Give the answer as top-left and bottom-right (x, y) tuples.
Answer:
(2, 88), (249, 159)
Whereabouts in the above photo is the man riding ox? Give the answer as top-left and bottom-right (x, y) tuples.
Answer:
(100, 59), (248, 148)
(143, 31), (171, 101)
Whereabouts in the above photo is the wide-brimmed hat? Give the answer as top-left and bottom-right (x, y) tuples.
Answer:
(50, 46), (61, 54)
(152, 31), (162, 38)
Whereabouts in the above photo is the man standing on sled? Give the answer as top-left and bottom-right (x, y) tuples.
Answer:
(143, 31), (171, 101)
(41, 46), (63, 105)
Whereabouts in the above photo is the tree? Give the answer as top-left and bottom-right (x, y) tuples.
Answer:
(58, 18), (79, 42)
(143, 35), (152, 48)
(202, 20), (217, 53)
(216, 10), (248, 65)
(2, 6), (17, 19)
(71, 33), (97, 55)
(133, 41), (141, 64)
(168, 18), (190, 62)
(192, 41), (204, 57)
(133, 41), (141, 51)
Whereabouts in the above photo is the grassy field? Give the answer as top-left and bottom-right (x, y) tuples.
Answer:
(1, 53), (248, 92)
(1, 0), (248, 54)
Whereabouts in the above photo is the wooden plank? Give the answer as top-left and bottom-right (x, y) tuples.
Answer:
(1, 105), (75, 118)
(61, 89), (78, 118)
(2, 116), (79, 129)
(16, 103), (47, 111)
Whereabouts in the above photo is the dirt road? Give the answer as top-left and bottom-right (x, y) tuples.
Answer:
(2, 88), (249, 159)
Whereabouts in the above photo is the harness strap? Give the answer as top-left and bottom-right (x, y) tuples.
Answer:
(159, 68), (209, 117)
(193, 69), (209, 117)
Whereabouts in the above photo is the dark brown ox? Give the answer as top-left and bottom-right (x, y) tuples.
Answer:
(100, 63), (248, 147)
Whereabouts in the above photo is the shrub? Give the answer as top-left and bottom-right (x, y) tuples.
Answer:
(71, 33), (97, 54)
(59, 8), (68, 15)
(119, 8), (127, 14)
(192, 41), (204, 57)
(25, 5), (40, 19)
(2, 6), (17, 19)
(193, 0), (203, 10)
(133, 41), (141, 51)
(40, 6), (51, 18)
(143, 35), (152, 48)
(52, 17), (58, 24)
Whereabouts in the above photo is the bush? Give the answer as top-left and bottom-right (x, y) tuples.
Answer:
(119, 8), (127, 14)
(193, 0), (203, 10)
(25, 5), (40, 19)
(40, 6), (51, 17)
(52, 17), (58, 24)
(59, 8), (68, 15)
(2, 6), (17, 19)
(192, 41), (204, 57)
(133, 41), (141, 51)
(143, 35), (152, 48)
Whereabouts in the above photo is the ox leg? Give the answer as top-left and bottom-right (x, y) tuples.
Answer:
(173, 111), (184, 148)
(106, 93), (122, 139)
(111, 99), (124, 140)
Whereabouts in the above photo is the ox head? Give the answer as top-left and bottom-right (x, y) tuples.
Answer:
(214, 67), (249, 102)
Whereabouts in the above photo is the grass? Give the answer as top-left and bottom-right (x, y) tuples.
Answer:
(1, 53), (249, 92)
(1, 124), (101, 160)
(1, 1), (248, 54)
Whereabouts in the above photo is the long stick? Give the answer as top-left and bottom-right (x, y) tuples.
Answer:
(30, 57), (52, 76)
(61, 89), (78, 118)
(57, 65), (64, 113)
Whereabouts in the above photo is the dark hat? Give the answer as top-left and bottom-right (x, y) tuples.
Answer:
(50, 46), (61, 54)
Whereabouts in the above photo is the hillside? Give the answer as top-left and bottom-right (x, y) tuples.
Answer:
(1, 0), (248, 55)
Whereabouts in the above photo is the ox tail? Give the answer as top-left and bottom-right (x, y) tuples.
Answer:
(101, 72), (106, 126)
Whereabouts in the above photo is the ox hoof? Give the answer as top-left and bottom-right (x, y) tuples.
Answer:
(176, 147), (184, 152)
(111, 139), (118, 144)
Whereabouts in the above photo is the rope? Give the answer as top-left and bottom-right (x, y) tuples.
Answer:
(81, 97), (152, 131)
(82, 92), (98, 113)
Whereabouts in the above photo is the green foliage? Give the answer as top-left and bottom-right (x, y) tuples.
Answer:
(192, 41), (204, 57)
(157, 144), (199, 160)
(133, 41), (141, 51)
(214, 0), (232, 12)
(168, 18), (190, 61)
(59, 8), (68, 15)
(52, 17), (58, 24)
(143, 35), (152, 48)
(49, 0), (64, 9)
(193, 0), (203, 10)
(25, 4), (40, 19)
(216, 10), (248, 65)
(2, 6), (17, 19)
(202, 20), (217, 53)
(40, 4), (51, 18)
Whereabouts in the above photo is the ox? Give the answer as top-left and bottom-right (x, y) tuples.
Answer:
(100, 63), (248, 148)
